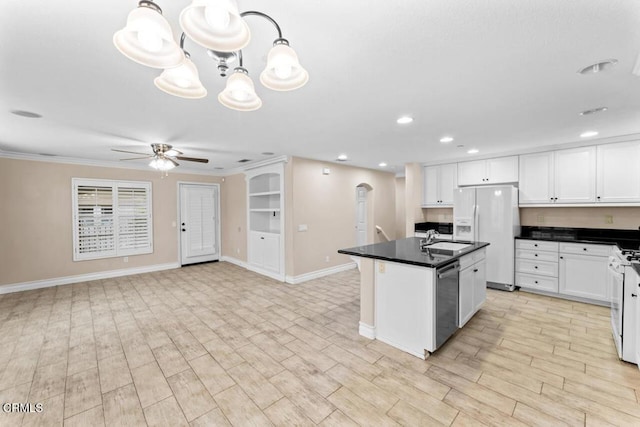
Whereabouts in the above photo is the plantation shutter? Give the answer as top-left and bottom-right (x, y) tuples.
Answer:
(73, 179), (153, 261)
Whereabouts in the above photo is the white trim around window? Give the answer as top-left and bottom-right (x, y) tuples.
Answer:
(72, 178), (153, 261)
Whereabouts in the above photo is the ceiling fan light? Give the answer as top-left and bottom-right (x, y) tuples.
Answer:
(260, 42), (309, 91)
(218, 68), (262, 111)
(154, 57), (208, 98)
(149, 157), (176, 171)
(179, 0), (250, 52)
(113, 2), (184, 69)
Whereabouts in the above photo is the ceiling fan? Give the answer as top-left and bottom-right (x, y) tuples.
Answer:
(112, 143), (208, 171)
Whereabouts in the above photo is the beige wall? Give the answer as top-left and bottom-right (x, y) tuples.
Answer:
(220, 173), (247, 261)
(520, 207), (640, 229)
(288, 157), (396, 277)
(424, 208), (454, 223)
(418, 206), (640, 230)
(395, 177), (406, 238)
(0, 157), (223, 287)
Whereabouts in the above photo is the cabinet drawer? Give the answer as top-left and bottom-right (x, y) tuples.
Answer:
(516, 273), (559, 293)
(558, 242), (613, 257)
(515, 249), (558, 263)
(515, 239), (558, 252)
(459, 248), (486, 270)
(515, 259), (558, 277)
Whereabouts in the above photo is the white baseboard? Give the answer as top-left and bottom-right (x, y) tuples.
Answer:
(285, 262), (357, 285)
(0, 262), (180, 295)
(358, 321), (376, 339)
(220, 256), (248, 269)
(221, 256), (284, 282)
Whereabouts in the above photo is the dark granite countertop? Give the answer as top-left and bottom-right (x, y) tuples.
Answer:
(338, 237), (489, 268)
(414, 222), (453, 234)
(516, 226), (640, 250)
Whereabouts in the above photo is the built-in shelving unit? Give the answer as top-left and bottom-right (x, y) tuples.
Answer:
(246, 161), (286, 281)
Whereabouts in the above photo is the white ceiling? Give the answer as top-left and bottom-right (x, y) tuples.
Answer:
(1, 0), (640, 174)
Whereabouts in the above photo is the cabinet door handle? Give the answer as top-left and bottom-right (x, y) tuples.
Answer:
(534, 254), (538, 257)
(583, 248), (587, 251)
(473, 268), (478, 273)
(632, 294), (637, 298)
(560, 256), (564, 259)
(550, 198), (553, 201)
(597, 196), (601, 200)
(534, 266), (538, 269)
(535, 280), (538, 284)
(260, 237), (265, 240)
(534, 244), (538, 247)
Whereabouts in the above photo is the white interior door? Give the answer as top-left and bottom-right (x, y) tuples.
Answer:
(180, 184), (219, 265)
(356, 186), (367, 246)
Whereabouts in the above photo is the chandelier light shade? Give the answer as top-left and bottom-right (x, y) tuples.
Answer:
(154, 55), (207, 98)
(114, 2), (308, 112)
(113, 1), (184, 69)
(218, 68), (262, 111)
(149, 157), (176, 171)
(260, 39), (309, 91)
(179, 0), (251, 52)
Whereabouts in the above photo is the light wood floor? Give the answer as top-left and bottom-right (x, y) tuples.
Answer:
(0, 262), (639, 426)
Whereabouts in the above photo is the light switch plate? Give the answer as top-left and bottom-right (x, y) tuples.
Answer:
(298, 224), (308, 232)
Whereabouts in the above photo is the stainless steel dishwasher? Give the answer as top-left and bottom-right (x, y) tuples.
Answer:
(435, 261), (460, 349)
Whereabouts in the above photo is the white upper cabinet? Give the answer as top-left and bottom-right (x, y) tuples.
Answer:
(457, 156), (518, 186)
(596, 141), (640, 203)
(519, 152), (554, 204)
(554, 146), (596, 203)
(519, 147), (596, 205)
(422, 163), (457, 207)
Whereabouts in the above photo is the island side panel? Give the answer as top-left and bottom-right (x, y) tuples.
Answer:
(359, 258), (376, 338)
(374, 260), (436, 359)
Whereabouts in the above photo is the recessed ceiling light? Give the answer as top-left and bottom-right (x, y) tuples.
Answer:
(397, 116), (413, 124)
(440, 136), (454, 143)
(579, 107), (608, 116)
(11, 110), (42, 118)
(577, 59), (617, 75)
(378, 162), (387, 167)
(580, 130), (599, 138)
(467, 149), (479, 154)
(457, 145), (464, 148)
(337, 154), (348, 161)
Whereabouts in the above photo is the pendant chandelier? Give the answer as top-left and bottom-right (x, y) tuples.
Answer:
(113, 0), (309, 111)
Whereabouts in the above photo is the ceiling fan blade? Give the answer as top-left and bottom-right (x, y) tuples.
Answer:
(120, 156), (153, 161)
(112, 149), (150, 156)
(175, 156), (209, 163)
(168, 157), (179, 167)
(165, 149), (183, 156)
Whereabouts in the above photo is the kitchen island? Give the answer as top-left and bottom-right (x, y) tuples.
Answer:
(338, 237), (489, 359)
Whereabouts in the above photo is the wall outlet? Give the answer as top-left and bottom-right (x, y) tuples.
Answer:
(605, 215), (613, 224)
(123, 257), (129, 263)
(171, 221), (176, 227)
(537, 215), (545, 223)
(298, 224), (308, 232)
(325, 256), (330, 262)
(378, 262), (385, 273)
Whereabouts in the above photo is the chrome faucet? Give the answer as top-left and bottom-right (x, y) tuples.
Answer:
(425, 229), (440, 245)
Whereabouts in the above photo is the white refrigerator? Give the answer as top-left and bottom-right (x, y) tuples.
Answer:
(453, 185), (520, 291)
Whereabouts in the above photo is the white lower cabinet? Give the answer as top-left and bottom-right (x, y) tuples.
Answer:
(559, 250), (608, 302)
(515, 240), (559, 293)
(249, 231), (280, 274)
(459, 249), (486, 327)
(516, 239), (611, 304)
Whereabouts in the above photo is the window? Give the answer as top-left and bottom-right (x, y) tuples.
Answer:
(72, 178), (152, 261)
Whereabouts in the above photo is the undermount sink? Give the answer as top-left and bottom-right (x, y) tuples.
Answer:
(427, 242), (471, 251)
(422, 241), (471, 255)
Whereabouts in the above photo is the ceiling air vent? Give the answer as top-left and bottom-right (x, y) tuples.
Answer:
(237, 159), (251, 163)
(577, 59), (617, 75)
